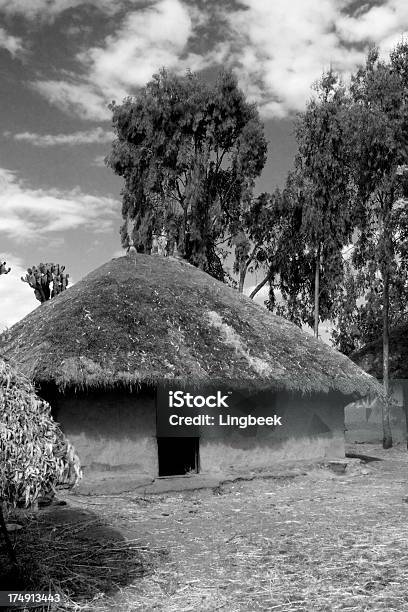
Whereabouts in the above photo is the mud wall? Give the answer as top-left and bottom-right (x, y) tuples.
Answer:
(53, 388), (346, 479)
(54, 389), (158, 477)
(199, 390), (346, 473)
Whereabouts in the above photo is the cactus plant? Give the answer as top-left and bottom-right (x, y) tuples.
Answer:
(21, 263), (69, 303)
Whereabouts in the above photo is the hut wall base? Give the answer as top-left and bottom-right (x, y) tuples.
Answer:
(56, 391), (158, 477)
(200, 434), (344, 473)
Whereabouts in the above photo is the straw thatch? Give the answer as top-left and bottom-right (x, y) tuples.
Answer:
(351, 323), (408, 379)
(0, 359), (81, 509)
(0, 255), (380, 397)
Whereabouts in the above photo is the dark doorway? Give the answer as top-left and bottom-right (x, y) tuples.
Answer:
(157, 437), (199, 477)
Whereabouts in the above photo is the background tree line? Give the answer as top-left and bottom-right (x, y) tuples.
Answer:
(105, 45), (408, 448)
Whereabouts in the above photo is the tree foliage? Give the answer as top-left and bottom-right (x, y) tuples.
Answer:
(106, 68), (267, 280)
(262, 75), (354, 333)
(332, 46), (408, 348)
(232, 190), (285, 294)
(331, 263), (408, 355)
(327, 44), (408, 447)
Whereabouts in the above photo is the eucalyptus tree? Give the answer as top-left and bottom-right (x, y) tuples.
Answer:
(259, 74), (354, 334)
(106, 68), (267, 281)
(343, 44), (408, 448)
(290, 71), (355, 337)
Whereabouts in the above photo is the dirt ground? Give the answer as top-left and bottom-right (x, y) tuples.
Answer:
(6, 443), (408, 611)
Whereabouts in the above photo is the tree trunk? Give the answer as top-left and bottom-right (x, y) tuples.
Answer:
(238, 246), (257, 294)
(314, 244), (321, 339)
(0, 504), (17, 567)
(382, 266), (393, 449)
(238, 267), (245, 293)
(249, 271), (272, 300)
(238, 259), (249, 293)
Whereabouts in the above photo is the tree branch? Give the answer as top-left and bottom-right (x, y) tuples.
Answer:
(215, 235), (233, 247)
(249, 269), (273, 299)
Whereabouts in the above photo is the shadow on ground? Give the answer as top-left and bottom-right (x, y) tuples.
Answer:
(0, 503), (165, 609)
(346, 452), (382, 463)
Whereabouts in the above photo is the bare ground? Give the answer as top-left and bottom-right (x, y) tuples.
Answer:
(4, 444), (408, 611)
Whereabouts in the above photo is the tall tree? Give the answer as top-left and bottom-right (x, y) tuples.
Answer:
(106, 69), (267, 281)
(254, 74), (354, 331)
(343, 44), (408, 448)
(258, 74), (354, 334)
(288, 71), (355, 337)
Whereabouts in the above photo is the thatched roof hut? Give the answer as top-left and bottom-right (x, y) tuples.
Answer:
(0, 255), (381, 479)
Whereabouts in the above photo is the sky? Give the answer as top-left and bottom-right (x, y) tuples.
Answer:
(1, 0), (408, 331)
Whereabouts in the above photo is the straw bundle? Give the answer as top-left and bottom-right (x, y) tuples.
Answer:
(0, 359), (81, 510)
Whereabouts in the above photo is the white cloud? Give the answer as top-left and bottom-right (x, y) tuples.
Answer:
(217, 0), (408, 118)
(0, 0), (127, 20)
(337, 1), (408, 45)
(7, 127), (113, 146)
(32, 0), (212, 120)
(79, 0), (215, 97)
(220, 0), (365, 118)
(0, 254), (38, 331)
(0, 26), (25, 58)
(28, 0), (408, 121)
(31, 80), (111, 121)
(0, 168), (119, 241)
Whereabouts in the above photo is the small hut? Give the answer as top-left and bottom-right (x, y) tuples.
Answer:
(0, 255), (380, 480)
(349, 325), (408, 444)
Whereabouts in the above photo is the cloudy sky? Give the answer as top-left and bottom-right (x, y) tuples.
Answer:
(0, 0), (408, 330)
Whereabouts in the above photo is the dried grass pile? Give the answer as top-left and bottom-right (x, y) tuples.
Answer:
(0, 512), (163, 609)
(0, 357), (82, 590)
(0, 359), (81, 510)
(0, 359), (160, 608)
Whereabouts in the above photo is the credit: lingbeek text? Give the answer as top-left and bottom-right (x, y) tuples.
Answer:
(168, 414), (283, 429)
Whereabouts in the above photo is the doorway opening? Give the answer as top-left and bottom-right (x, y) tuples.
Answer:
(157, 437), (199, 477)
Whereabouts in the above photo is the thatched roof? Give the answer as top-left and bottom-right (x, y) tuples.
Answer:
(351, 323), (408, 379)
(0, 255), (380, 397)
